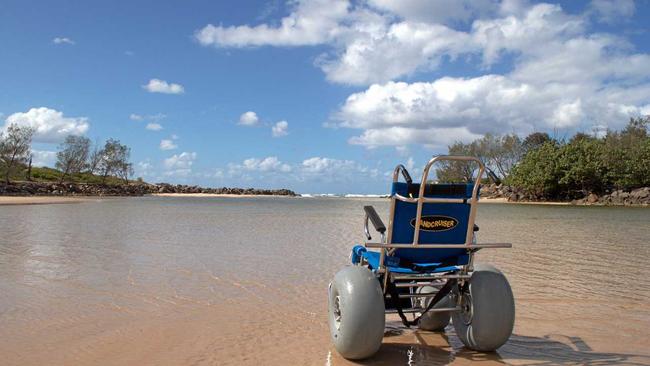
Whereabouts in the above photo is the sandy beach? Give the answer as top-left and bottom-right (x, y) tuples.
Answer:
(0, 196), (97, 205)
(479, 197), (571, 205)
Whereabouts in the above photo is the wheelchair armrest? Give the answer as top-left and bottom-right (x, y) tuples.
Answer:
(364, 206), (386, 240)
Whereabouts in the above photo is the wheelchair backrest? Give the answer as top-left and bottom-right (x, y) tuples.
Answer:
(389, 182), (477, 264)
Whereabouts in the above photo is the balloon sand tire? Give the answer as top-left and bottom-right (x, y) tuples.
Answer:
(328, 266), (385, 360)
(417, 285), (452, 331)
(452, 263), (515, 352)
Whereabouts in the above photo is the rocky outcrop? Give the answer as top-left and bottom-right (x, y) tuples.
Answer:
(571, 187), (650, 206)
(480, 183), (543, 202)
(480, 183), (650, 206)
(0, 181), (298, 197)
(153, 183), (296, 196)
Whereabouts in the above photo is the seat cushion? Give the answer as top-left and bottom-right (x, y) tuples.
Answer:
(353, 245), (465, 274)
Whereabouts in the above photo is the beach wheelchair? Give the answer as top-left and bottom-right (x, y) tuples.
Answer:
(328, 155), (515, 360)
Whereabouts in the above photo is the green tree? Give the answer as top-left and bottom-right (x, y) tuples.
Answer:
(507, 141), (562, 199)
(477, 133), (523, 178)
(98, 139), (132, 184)
(56, 135), (91, 183)
(522, 132), (552, 153)
(556, 135), (606, 196)
(435, 141), (478, 182)
(0, 124), (35, 184)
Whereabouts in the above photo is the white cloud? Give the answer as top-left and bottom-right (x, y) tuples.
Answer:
(198, 1), (650, 148)
(193, 2), (588, 86)
(164, 152), (197, 177)
(589, 0), (635, 24)
(160, 139), (177, 150)
(131, 113), (167, 122)
(3, 107), (89, 143)
(143, 79), (185, 94)
(237, 156), (292, 173)
(164, 152), (196, 169)
(195, 0), (349, 47)
(146, 123), (163, 131)
(271, 120), (289, 137)
(53, 37), (75, 45)
(223, 155), (377, 185)
(31, 150), (57, 167)
(301, 157), (379, 181)
(334, 69), (650, 148)
(136, 160), (154, 178)
(238, 111), (259, 126)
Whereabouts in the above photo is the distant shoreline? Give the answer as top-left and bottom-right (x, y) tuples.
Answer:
(1, 192), (647, 207)
(152, 193), (296, 198)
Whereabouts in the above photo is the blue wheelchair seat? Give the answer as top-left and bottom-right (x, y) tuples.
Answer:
(352, 245), (466, 274)
(351, 182), (478, 273)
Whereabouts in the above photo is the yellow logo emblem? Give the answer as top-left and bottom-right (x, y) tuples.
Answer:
(410, 215), (458, 232)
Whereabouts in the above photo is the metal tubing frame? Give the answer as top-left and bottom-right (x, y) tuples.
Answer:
(370, 155), (511, 279)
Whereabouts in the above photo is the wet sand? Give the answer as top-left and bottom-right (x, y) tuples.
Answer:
(0, 196), (96, 205)
(0, 196), (648, 365)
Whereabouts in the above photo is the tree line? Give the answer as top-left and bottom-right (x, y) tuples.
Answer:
(436, 117), (650, 200)
(0, 123), (133, 184)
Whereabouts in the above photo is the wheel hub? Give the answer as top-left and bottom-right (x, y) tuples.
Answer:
(333, 295), (342, 330)
(459, 292), (473, 325)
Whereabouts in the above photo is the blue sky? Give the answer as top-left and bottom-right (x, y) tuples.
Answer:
(1, 0), (649, 194)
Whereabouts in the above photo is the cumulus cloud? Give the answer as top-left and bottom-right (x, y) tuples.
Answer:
(53, 37), (75, 45)
(238, 111), (259, 126)
(589, 0), (635, 24)
(235, 156), (292, 173)
(195, 0), (349, 47)
(143, 79), (185, 94)
(31, 150), (57, 167)
(146, 123), (163, 131)
(271, 120), (289, 137)
(160, 139), (177, 150)
(164, 152), (197, 177)
(367, 0), (498, 24)
(136, 160), (155, 178)
(198, 1), (650, 148)
(301, 156), (379, 181)
(224, 155), (377, 184)
(3, 107), (89, 143)
(335, 70), (650, 148)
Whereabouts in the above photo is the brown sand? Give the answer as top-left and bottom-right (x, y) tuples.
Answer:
(0, 196), (96, 205)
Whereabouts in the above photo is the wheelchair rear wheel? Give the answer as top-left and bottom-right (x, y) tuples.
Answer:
(328, 266), (385, 360)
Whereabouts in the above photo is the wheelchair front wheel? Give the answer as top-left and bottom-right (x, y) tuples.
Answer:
(452, 263), (515, 351)
(328, 266), (385, 360)
(417, 285), (452, 331)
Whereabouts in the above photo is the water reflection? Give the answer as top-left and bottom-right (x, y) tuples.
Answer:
(331, 327), (650, 365)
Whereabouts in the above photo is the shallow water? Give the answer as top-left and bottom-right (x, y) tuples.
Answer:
(1, 197), (649, 365)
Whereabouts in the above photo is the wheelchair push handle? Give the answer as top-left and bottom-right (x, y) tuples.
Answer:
(395, 164), (413, 185)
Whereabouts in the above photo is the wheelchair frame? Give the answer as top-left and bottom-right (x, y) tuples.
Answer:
(329, 155), (516, 359)
(363, 155), (511, 314)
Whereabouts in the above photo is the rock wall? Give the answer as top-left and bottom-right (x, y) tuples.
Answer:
(0, 181), (298, 197)
(480, 183), (650, 206)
